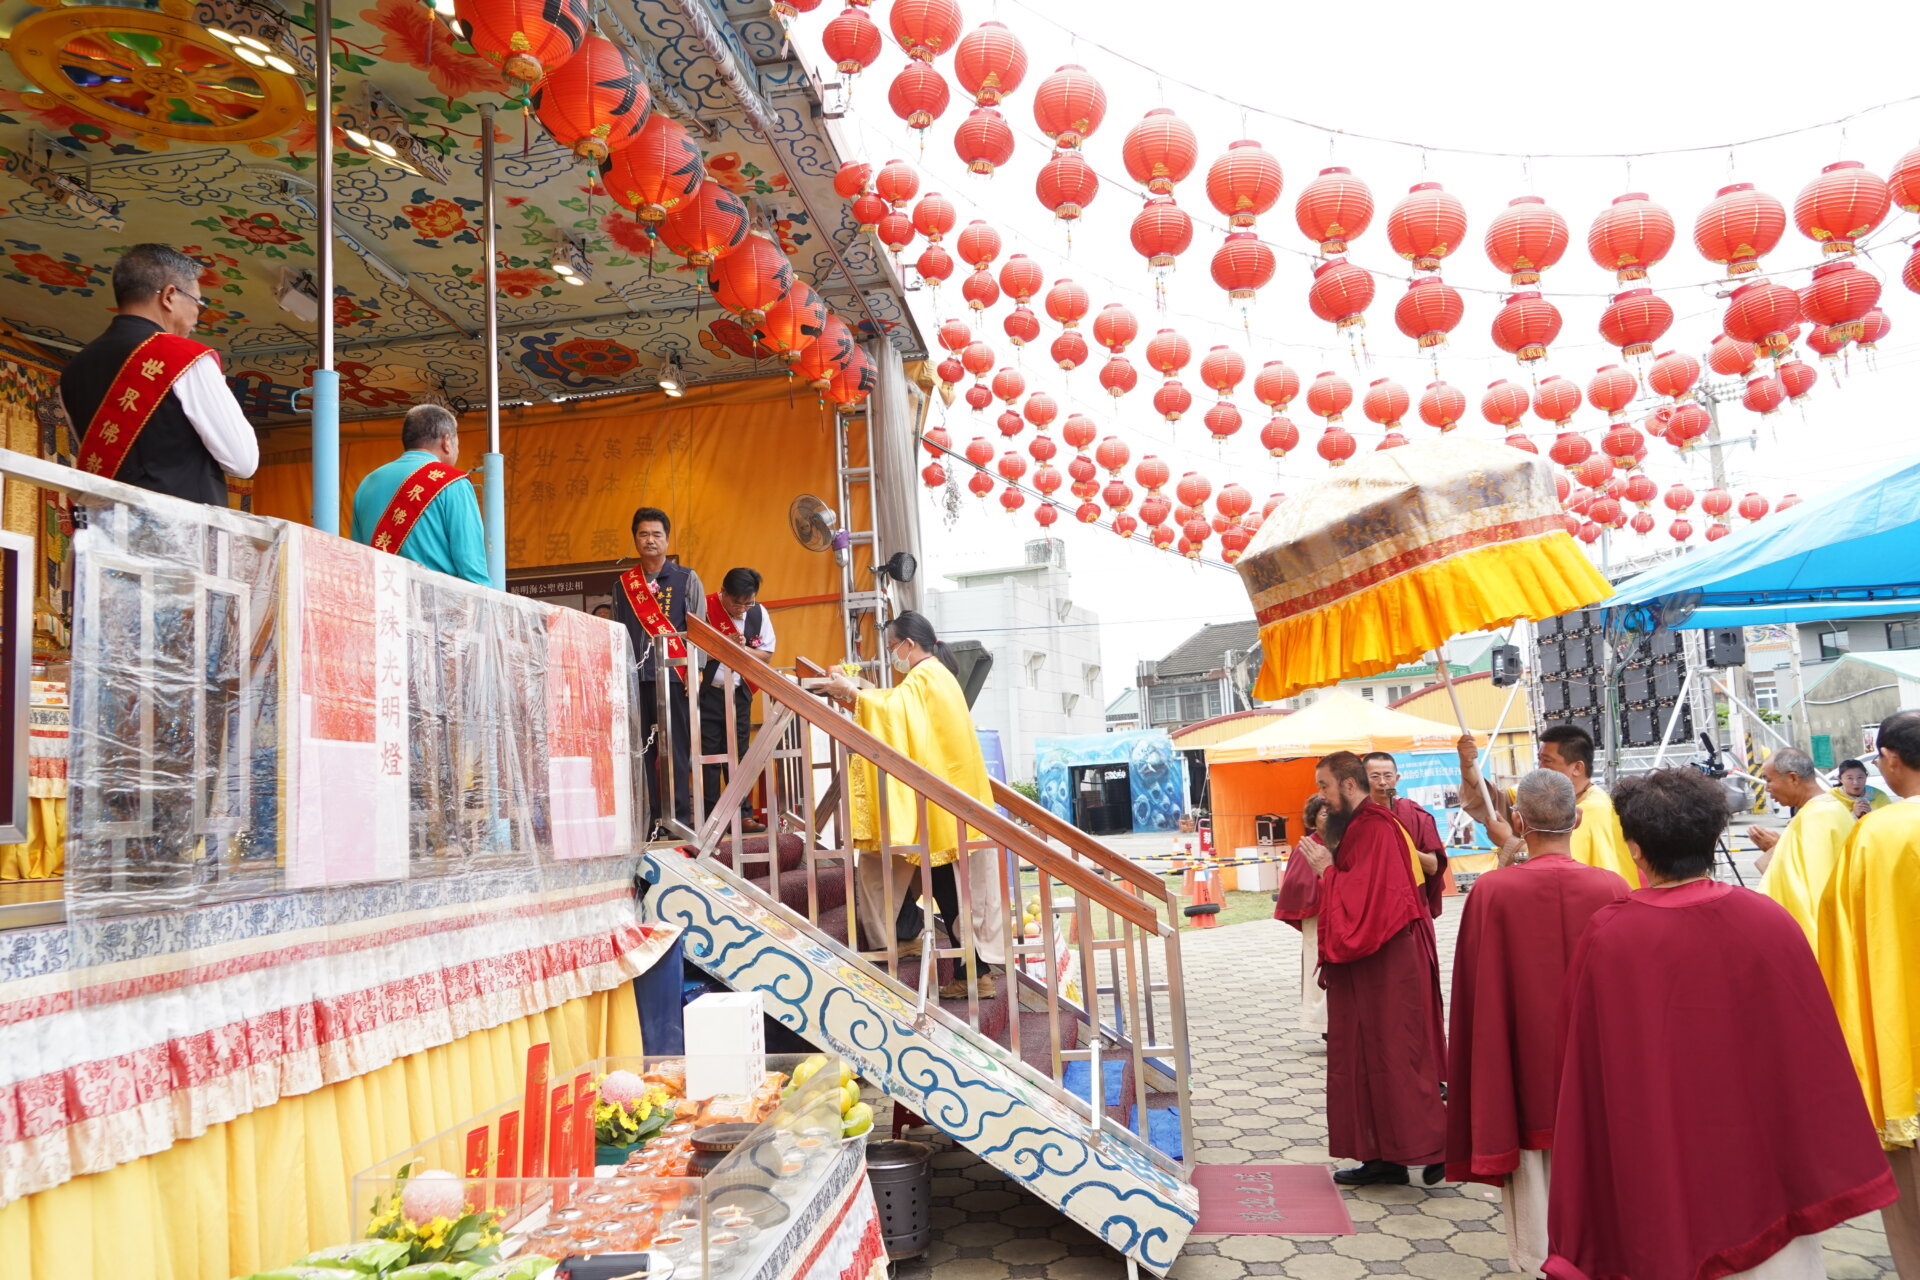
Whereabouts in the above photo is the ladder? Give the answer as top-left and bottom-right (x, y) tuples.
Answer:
(834, 401), (892, 685)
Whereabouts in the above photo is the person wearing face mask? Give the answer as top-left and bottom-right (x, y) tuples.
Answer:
(1443, 769), (1628, 1277)
(59, 243), (258, 506)
(821, 612), (1007, 1000)
(697, 567), (774, 830)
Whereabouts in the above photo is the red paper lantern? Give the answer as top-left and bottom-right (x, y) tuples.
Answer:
(1211, 232), (1276, 301)
(1203, 401), (1242, 441)
(533, 35), (648, 163)
(1624, 474), (1658, 507)
(1363, 378), (1409, 428)
(1063, 415), (1096, 451)
(960, 268), (1000, 311)
(1206, 140), (1284, 227)
(1663, 484), (1694, 512)
(1134, 456), (1170, 492)
(1146, 329), (1192, 375)
(1904, 243), (1920, 297)
(1104, 481), (1133, 512)
(888, 62), (950, 130)
(1150, 523), (1176, 549)
(1601, 422), (1644, 465)
(1260, 415), (1300, 457)
(1254, 361), (1299, 408)
(1742, 374), (1785, 417)
(922, 461), (946, 488)
(956, 220), (1001, 268)
(960, 339), (995, 378)
(1296, 166), (1372, 255)
(1735, 492), (1768, 522)
(1387, 182), (1468, 272)
(1378, 431), (1411, 452)
(1094, 436), (1130, 475)
(821, 5), (884, 74)
(1051, 330), (1089, 370)
(954, 108), (1015, 175)
(1667, 401), (1710, 447)
(1598, 288), (1672, 358)
(832, 162), (871, 200)
(658, 181), (750, 267)
(1418, 381), (1465, 431)
(1667, 518), (1692, 542)
(1705, 522), (1730, 542)
(1859, 308), (1892, 349)
(953, 21), (1027, 105)
(1694, 183), (1785, 276)
(1723, 280), (1801, 356)
(891, 0), (962, 59)
(458, 0), (590, 85)
(1308, 257), (1373, 330)
(921, 425), (951, 458)
(938, 323), (971, 358)
(1575, 454), (1614, 490)
(1794, 160), (1891, 257)
(1778, 359), (1816, 402)
(1036, 150), (1099, 220)
(1778, 493), (1803, 511)
(1801, 260), (1881, 342)
(877, 161), (923, 210)
(1587, 365), (1638, 418)
(1306, 370), (1352, 422)
(1001, 305), (1038, 347)
(1648, 351), (1700, 401)
(1393, 275), (1464, 348)
(794, 313), (856, 388)
(1482, 380), (1529, 428)
(602, 112), (704, 222)
(1045, 278), (1091, 327)
(1099, 355), (1138, 398)
(996, 450), (1027, 483)
(1023, 392), (1058, 431)
(1219, 525), (1253, 563)
(1700, 487), (1733, 518)
(998, 253), (1043, 302)
(874, 211), (915, 255)
(1033, 65), (1106, 148)
(1130, 197), (1193, 274)
(965, 386), (993, 413)
(1587, 192), (1675, 282)
(999, 485), (1025, 513)
(1317, 426), (1357, 466)
(1034, 502), (1058, 527)
(1123, 108), (1199, 195)
(1175, 473), (1212, 511)
(1707, 333), (1756, 378)
(826, 347), (874, 406)
(916, 244), (954, 284)
(1588, 497), (1621, 527)
(1075, 501), (1101, 522)
(754, 281), (827, 365)
(1140, 493), (1172, 526)
(1533, 374), (1581, 426)
(1485, 195), (1568, 286)
(708, 233), (793, 325)
(1154, 380), (1192, 422)
(1092, 303), (1138, 353)
(1181, 515), (1210, 550)
(1508, 433), (1539, 455)
(1199, 346), (1246, 396)
(1492, 292), (1562, 363)
(991, 366), (1026, 405)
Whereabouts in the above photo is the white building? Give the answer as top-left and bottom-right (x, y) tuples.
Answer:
(926, 539), (1104, 783)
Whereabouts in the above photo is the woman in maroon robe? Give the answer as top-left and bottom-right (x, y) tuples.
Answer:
(1545, 767), (1895, 1280)
(1275, 795), (1330, 1033)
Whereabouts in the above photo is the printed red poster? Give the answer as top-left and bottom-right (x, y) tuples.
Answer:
(521, 1044), (550, 1179)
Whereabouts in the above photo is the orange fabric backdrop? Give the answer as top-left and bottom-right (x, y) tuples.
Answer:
(253, 381), (857, 670)
(1209, 756), (1320, 858)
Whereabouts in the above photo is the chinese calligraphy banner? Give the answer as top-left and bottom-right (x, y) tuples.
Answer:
(1190, 1164), (1355, 1235)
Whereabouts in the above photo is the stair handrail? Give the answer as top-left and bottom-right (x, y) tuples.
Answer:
(685, 616), (1169, 937)
(988, 780), (1171, 904)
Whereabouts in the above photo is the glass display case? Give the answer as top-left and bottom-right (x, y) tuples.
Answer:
(351, 1054), (862, 1280)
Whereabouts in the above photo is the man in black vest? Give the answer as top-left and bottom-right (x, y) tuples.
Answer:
(698, 567), (775, 831)
(59, 243), (257, 505)
(612, 506), (702, 835)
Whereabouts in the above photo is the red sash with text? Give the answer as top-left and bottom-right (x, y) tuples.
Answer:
(77, 332), (212, 480)
(370, 459), (467, 554)
(620, 566), (687, 664)
(704, 592), (760, 692)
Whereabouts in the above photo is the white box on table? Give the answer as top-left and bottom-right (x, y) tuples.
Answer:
(684, 991), (765, 1097)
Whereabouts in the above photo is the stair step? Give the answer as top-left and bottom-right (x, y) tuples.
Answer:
(643, 851), (1197, 1274)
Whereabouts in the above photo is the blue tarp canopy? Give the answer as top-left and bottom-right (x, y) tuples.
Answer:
(1604, 453), (1920, 631)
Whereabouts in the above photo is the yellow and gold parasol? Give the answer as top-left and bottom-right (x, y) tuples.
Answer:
(1238, 436), (1610, 703)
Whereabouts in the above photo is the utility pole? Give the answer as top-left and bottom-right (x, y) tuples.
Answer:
(1695, 379), (1762, 757)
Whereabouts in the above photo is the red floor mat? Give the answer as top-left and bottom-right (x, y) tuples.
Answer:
(1190, 1163), (1356, 1235)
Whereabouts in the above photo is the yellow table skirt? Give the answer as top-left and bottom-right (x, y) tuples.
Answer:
(0, 795), (65, 880)
(0, 986), (642, 1280)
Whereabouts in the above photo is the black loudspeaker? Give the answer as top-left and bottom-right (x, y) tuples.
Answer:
(1490, 643), (1523, 687)
(1706, 627), (1747, 668)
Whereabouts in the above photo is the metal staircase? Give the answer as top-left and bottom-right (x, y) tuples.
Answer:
(640, 617), (1199, 1275)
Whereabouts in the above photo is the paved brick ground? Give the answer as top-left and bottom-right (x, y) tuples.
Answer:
(892, 895), (1900, 1279)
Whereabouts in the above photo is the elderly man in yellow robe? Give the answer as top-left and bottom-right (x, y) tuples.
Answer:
(1751, 746), (1851, 952)
(822, 611), (1009, 1000)
(1819, 709), (1920, 1278)
(1536, 724), (1639, 886)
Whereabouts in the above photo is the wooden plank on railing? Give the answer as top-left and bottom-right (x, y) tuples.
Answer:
(990, 780), (1170, 902)
(687, 618), (1167, 935)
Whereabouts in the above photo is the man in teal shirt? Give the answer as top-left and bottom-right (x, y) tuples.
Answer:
(350, 404), (488, 584)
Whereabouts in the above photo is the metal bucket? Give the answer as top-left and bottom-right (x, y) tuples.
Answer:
(864, 1139), (934, 1259)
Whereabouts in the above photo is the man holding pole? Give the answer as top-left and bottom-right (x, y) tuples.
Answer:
(1535, 724), (1638, 887)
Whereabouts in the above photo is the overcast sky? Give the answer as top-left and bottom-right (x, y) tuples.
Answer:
(797, 0), (1920, 700)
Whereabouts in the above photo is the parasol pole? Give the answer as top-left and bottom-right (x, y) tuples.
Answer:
(309, 0), (338, 534)
(1434, 653), (1499, 817)
(479, 102), (505, 591)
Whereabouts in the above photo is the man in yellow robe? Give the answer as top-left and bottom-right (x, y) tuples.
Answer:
(1537, 725), (1639, 887)
(1751, 747), (1850, 953)
(1818, 710), (1920, 1277)
(823, 612), (1008, 1000)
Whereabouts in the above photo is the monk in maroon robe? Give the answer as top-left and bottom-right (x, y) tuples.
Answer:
(1445, 769), (1628, 1275)
(1546, 767), (1896, 1280)
(1299, 751), (1447, 1187)
(1365, 750), (1453, 912)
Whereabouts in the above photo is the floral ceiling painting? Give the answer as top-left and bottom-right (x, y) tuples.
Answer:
(0, 0), (920, 421)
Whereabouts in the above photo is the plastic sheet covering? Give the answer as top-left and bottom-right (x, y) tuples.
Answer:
(1, 489), (653, 1205)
